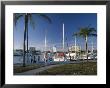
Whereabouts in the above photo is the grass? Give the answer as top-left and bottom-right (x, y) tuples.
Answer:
(14, 64), (43, 73)
(38, 62), (97, 75)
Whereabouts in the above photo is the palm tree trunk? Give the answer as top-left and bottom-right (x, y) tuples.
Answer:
(23, 14), (28, 67)
(26, 14), (29, 64)
(85, 35), (88, 62)
(68, 50), (71, 61)
(23, 25), (26, 67)
(23, 40), (25, 67)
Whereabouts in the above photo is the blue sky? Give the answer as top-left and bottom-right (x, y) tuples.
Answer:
(14, 13), (97, 51)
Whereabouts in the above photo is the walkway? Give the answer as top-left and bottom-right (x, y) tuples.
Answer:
(15, 64), (63, 75)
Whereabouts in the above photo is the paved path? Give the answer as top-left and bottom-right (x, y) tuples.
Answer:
(15, 64), (64, 75)
(15, 60), (97, 75)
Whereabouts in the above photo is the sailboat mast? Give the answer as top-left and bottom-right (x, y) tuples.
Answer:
(91, 37), (94, 53)
(45, 29), (47, 51)
(75, 36), (76, 54)
(63, 23), (64, 51)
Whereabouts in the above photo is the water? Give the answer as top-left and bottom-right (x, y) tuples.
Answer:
(13, 54), (45, 64)
(13, 56), (23, 64)
(13, 55), (67, 65)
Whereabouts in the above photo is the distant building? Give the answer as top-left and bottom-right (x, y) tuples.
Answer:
(52, 46), (57, 52)
(14, 49), (23, 56)
(28, 47), (45, 63)
(69, 45), (80, 52)
(29, 47), (36, 52)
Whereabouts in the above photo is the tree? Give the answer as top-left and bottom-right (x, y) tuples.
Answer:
(14, 13), (51, 67)
(74, 26), (96, 61)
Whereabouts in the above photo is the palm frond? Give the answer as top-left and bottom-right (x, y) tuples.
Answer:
(14, 13), (24, 26)
(78, 26), (97, 37)
(89, 28), (96, 32)
(89, 33), (97, 37)
(79, 28), (88, 37)
(28, 14), (35, 29)
(36, 13), (52, 24)
(72, 32), (79, 36)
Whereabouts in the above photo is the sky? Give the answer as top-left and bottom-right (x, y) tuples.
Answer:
(14, 13), (97, 51)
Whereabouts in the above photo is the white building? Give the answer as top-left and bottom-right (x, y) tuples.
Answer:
(69, 45), (80, 52)
(65, 52), (77, 60)
(52, 46), (57, 52)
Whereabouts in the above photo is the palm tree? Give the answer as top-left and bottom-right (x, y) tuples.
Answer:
(77, 26), (97, 61)
(14, 13), (51, 67)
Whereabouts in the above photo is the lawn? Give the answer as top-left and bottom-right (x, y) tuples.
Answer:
(38, 62), (97, 75)
(14, 64), (44, 73)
